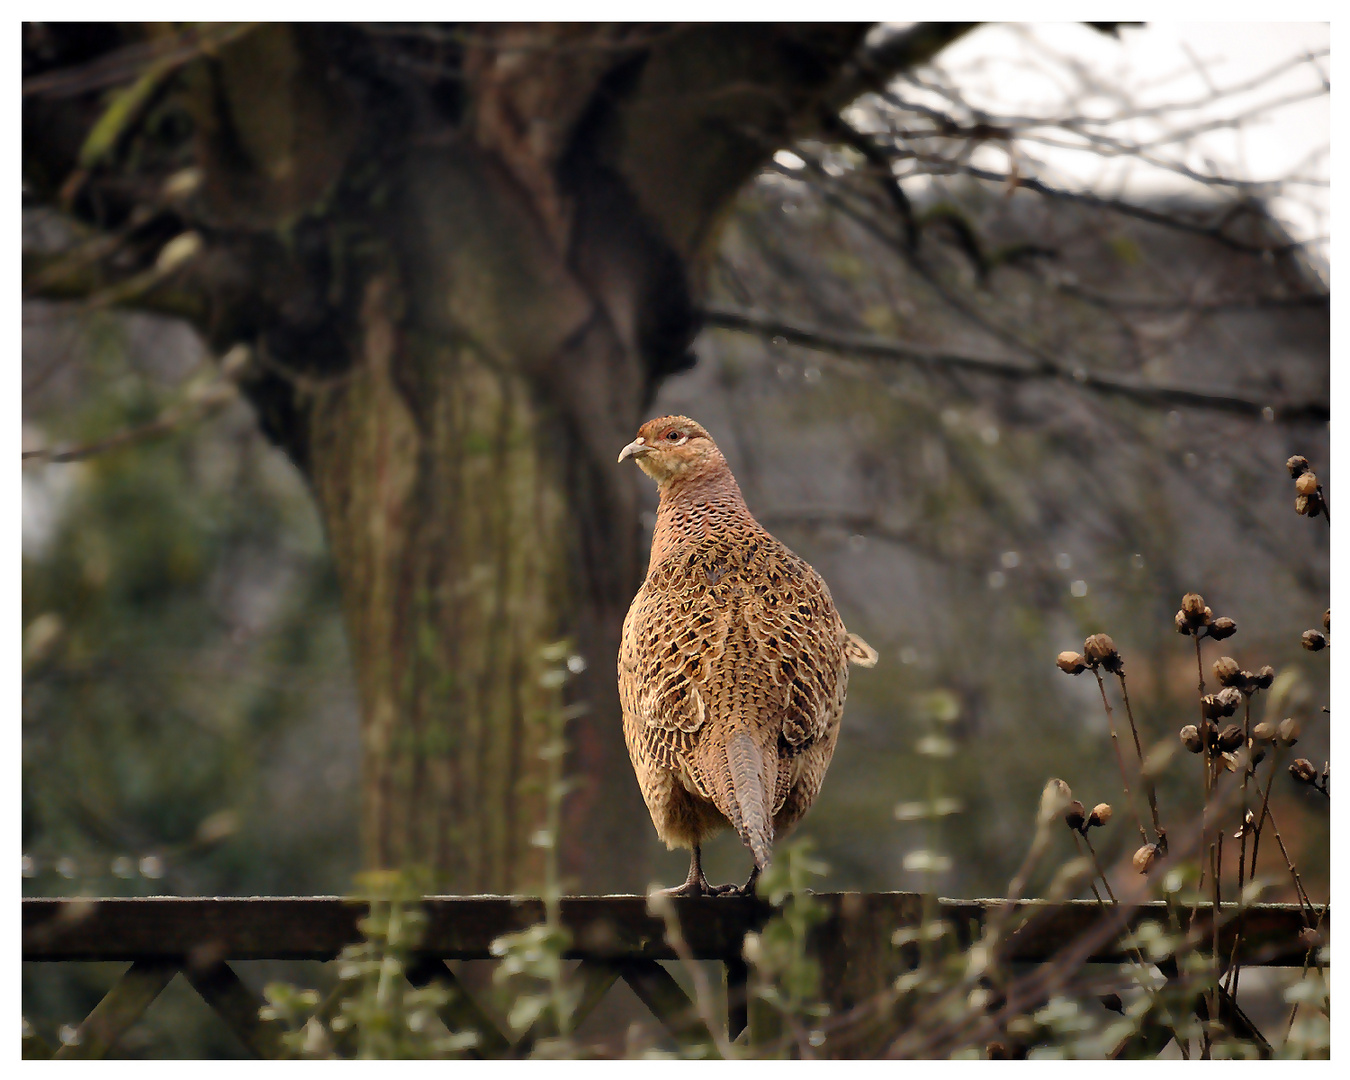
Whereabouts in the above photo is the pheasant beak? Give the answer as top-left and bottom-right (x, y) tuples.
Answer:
(617, 437), (650, 463)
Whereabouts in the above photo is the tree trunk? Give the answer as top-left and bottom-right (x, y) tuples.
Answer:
(299, 143), (655, 892)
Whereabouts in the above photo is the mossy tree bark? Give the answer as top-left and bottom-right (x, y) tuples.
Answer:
(22, 22), (969, 891)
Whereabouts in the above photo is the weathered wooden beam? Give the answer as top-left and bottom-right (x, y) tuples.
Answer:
(51, 960), (178, 1059)
(23, 895), (1326, 967)
(181, 961), (286, 1059)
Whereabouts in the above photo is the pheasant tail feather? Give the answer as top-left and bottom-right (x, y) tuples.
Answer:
(726, 728), (774, 870)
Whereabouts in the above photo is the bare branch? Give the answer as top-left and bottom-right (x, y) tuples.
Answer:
(23, 23), (258, 99)
(702, 306), (1329, 425)
(22, 364), (242, 465)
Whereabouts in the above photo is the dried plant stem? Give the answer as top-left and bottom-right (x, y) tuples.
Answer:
(1261, 805), (1314, 922)
(1093, 670), (1149, 847)
(1115, 672), (1166, 850)
(1224, 699), (1257, 1000)
(1191, 633), (1219, 1057)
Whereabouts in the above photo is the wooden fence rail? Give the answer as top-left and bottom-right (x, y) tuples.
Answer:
(22, 894), (1324, 1059)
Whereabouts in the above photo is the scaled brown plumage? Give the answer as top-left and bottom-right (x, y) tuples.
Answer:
(617, 415), (877, 895)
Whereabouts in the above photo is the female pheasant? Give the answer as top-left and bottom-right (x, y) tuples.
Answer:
(617, 415), (877, 896)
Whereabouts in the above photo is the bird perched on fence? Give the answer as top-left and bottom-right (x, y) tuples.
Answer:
(617, 415), (877, 896)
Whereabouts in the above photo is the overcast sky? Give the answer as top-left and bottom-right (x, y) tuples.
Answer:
(924, 22), (1329, 273)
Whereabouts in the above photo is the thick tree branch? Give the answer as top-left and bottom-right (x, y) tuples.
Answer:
(823, 23), (980, 115)
(701, 306), (1329, 425)
(23, 245), (209, 324)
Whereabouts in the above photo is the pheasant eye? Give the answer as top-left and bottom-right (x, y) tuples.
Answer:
(666, 431), (683, 441)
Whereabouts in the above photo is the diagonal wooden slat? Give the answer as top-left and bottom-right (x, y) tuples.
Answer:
(724, 957), (748, 1042)
(181, 961), (285, 1059)
(404, 955), (511, 1058)
(51, 960), (178, 1059)
(619, 959), (716, 1051)
(512, 960), (623, 1055)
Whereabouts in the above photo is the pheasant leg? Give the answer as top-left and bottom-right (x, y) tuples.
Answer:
(656, 844), (718, 897)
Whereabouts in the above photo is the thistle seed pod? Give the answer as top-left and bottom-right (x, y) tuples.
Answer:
(1295, 471), (1320, 496)
(1216, 687), (1242, 715)
(1289, 758), (1318, 784)
(1207, 616), (1237, 641)
(1132, 843), (1159, 874)
(1277, 717), (1300, 746)
(1181, 592), (1207, 619)
(1254, 665), (1275, 690)
(1088, 803), (1112, 828)
(1252, 721), (1277, 743)
(1302, 629), (1327, 652)
(1217, 724), (1245, 753)
(1295, 494), (1311, 516)
(1082, 633), (1121, 670)
(1212, 656), (1241, 686)
(1287, 455), (1309, 478)
(1180, 725), (1204, 753)
(1056, 651), (1087, 675)
(1064, 799), (1087, 832)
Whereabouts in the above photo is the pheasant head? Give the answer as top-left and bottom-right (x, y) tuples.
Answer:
(617, 415), (725, 487)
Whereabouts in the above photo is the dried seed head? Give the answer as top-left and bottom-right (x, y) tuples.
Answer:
(1180, 725), (1204, 753)
(1212, 656), (1241, 686)
(1216, 687), (1242, 715)
(1287, 455), (1309, 478)
(1289, 758), (1318, 784)
(1276, 717), (1300, 746)
(1064, 799), (1087, 832)
(1181, 592), (1207, 619)
(1175, 610), (1191, 635)
(1132, 843), (1159, 874)
(1250, 744), (1267, 766)
(1302, 629), (1327, 652)
(986, 1042), (1009, 1060)
(1254, 665), (1275, 690)
(1207, 616), (1237, 641)
(1298, 927), (1323, 950)
(1088, 803), (1112, 828)
(1323, 609), (1330, 633)
(1056, 651), (1087, 675)
(1295, 471), (1320, 496)
(1082, 633), (1120, 671)
(1218, 724), (1245, 753)
(1295, 493), (1311, 516)
(1251, 721), (1277, 743)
